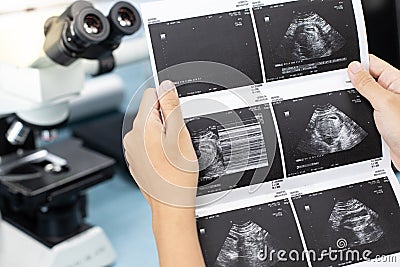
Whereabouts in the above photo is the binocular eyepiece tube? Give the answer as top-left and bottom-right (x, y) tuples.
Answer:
(44, 1), (141, 66)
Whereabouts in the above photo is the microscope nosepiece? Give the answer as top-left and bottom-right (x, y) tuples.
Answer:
(6, 120), (31, 146)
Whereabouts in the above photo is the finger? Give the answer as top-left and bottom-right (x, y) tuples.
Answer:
(157, 80), (185, 136)
(369, 54), (400, 78)
(134, 88), (161, 129)
(124, 150), (134, 166)
(123, 128), (138, 151)
(369, 55), (400, 93)
(348, 61), (392, 111)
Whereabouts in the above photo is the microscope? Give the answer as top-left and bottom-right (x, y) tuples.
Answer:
(0, 1), (142, 266)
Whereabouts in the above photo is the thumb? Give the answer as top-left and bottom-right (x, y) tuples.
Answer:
(348, 61), (391, 111)
(157, 80), (184, 136)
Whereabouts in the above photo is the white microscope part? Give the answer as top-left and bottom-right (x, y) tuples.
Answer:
(0, 216), (116, 267)
(0, 60), (83, 126)
(0, 1), (149, 121)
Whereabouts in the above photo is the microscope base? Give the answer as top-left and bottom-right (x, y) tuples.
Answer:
(0, 218), (116, 267)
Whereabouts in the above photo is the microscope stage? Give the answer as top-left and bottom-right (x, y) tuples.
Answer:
(0, 138), (116, 248)
(0, 138), (115, 198)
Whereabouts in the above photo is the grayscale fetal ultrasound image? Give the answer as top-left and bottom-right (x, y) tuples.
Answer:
(254, 0), (360, 81)
(297, 103), (368, 155)
(185, 104), (283, 196)
(276, 12), (346, 61)
(274, 89), (382, 177)
(197, 199), (307, 267)
(149, 9), (263, 97)
(215, 221), (279, 267)
(293, 177), (400, 266)
(328, 198), (384, 247)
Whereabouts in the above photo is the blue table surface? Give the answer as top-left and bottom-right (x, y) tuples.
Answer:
(84, 59), (400, 267)
(87, 170), (158, 267)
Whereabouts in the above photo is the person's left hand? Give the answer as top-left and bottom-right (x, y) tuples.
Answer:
(123, 81), (205, 267)
(123, 80), (199, 209)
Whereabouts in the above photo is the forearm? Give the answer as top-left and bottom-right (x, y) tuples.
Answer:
(152, 204), (205, 267)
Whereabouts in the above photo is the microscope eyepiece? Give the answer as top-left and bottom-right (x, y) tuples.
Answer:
(44, 1), (141, 66)
(62, 8), (110, 55)
(108, 2), (141, 36)
(83, 14), (103, 34)
(101, 2), (141, 51)
(117, 7), (135, 27)
(72, 8), (109, 44)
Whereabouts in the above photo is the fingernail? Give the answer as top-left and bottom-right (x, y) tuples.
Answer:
(159, 80), (176, 95)
(349, 61), (363, 74)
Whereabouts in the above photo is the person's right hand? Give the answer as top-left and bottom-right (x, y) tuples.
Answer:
(348, 55), (400, 169)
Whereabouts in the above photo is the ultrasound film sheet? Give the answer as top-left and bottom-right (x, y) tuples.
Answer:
(142, 1), (399, 266)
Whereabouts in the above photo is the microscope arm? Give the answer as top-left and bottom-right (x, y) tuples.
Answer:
(83, 36), (149, 76)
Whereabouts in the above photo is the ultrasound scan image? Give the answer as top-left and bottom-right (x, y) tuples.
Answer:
(328, 198), (384, 247)
(297, 104), (368, 155)
(185, 104), (284, 196)
(189, 117), (268, 187)
(293, 178), (400, 267)
(276, 12), (345, 61)
(192, 129), (226, 184)
(220, 119), (269, 174)
(197, 200), (307, 267)
(254, 0), (360, 81)
(149, 9), (263, 97)
(215, 221), (279, 267)
(274, 90), (382, 177)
